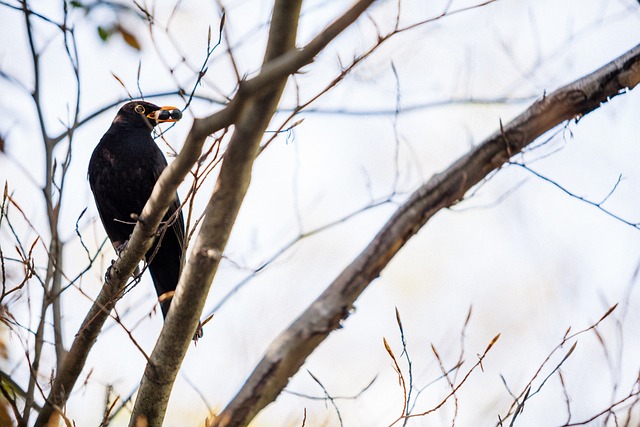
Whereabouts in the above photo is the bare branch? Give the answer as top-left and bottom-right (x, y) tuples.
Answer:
(497, 305), (618, 424)
(129, 2), (378, 426)
(211, 43), (640, 427)
(32, 1), (380, 423)
(510, 163), (639, 230)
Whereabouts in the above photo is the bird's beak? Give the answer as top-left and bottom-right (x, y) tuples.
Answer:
(147, 106), (183, 123)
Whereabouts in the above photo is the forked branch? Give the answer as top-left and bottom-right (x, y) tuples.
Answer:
(209, 43), (640, 427)
(33, 1), (378, 426)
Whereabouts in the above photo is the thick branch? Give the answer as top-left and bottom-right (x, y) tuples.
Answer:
(240, 0), (377, 96)
(129, 2), (380, 426)
(128, 1), (304, 426)
(31, 67), (243, 427)
(210, 43), (640, 425)
(34, 2), (379, 423)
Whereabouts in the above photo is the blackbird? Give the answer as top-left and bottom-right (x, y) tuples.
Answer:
(88, 101), (184, 318)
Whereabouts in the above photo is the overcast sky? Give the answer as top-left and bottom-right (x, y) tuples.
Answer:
(1, 1), (640, 426)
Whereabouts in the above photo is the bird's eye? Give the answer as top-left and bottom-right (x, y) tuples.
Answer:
(134, 105), (145, 114)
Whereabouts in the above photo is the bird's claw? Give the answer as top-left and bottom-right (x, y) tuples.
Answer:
(192, 313), (214, 342)
(105, 255), (141, 284)
(193, 322), (204, 342)
(105, 259), (116, 283)
(114, 239), (130, 255)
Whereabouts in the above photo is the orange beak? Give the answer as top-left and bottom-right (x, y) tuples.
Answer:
(147, 106), (182, 123)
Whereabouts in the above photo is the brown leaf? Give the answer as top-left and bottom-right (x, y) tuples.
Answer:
(117, 25), (141, 51)
(485, 333), (501, 352)
(598, 304), (618, 323)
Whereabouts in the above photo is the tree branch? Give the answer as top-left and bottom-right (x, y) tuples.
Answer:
(240, 0), (376, 97)
(209, 43), (640, 426)
(128, 0), (305, 425)
(129, 2), (381, 426)
(33, 1), (378, 426)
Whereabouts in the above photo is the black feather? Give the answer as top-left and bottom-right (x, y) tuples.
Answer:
(88, 101), (184, 318)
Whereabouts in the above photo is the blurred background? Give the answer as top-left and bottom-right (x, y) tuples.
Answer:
(1, 0), (640, 425)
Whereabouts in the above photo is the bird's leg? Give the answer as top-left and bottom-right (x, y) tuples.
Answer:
(104, 260), (116, 283)
(113, 239), (128, 254)
(104, 241), (129, 283)
(104, 261), (139, 283)
(192, 322), (204, 342)
(131, 264), (142, 283)
(110, 239), (141, 279)
(192, 314), (214, 342)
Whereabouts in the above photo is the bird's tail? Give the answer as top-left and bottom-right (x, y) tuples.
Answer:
(147, 232), (183, 318)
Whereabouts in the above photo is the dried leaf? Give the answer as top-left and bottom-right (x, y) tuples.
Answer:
(117, 25), (141, 51)
(219, 12), (226, 34)
(486, 333), (501, 352)
(290, 118), (305, 129)
(111, 73), (127, 91)
(394, 306), (403, 331)
(430, 342), (440, 359)
(383, 337), (393, 356)
(564, 341), (578, 360)
(598, 304), (618, 323)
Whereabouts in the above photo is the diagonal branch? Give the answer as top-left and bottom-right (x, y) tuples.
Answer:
(131, 1), (380, 425)
(34, 1), (378, 426)
(209, 43), (640, 426)
(32, 100), (224, 427)
(131, 1), (304, 425)
(129, 2), (379, 426)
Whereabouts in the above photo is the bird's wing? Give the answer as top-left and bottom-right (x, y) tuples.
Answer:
(150, 148), (186, 256)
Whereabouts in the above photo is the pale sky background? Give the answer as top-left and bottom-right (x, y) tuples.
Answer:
(1, 0), (640, 426)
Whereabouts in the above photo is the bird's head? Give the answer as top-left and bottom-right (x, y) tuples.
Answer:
(113, 101), (183, 129)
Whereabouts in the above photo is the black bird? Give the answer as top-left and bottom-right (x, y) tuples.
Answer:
(88, 101), (184, 318)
